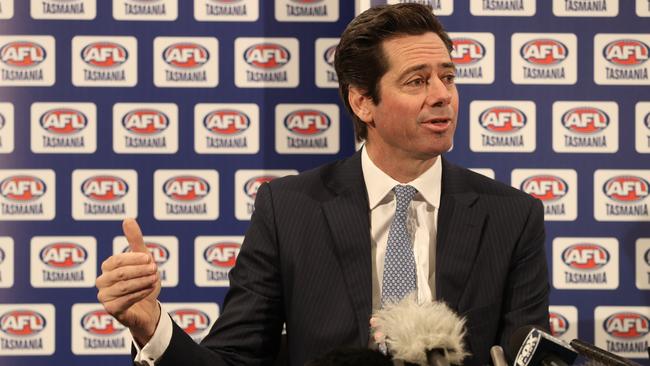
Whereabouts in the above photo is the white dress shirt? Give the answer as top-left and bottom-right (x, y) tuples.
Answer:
(134, 147), (442, 364)
(361, 147), (441, 309)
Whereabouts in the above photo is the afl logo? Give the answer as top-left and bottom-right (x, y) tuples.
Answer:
(479, 107), (527, 133)
(604, 312), (650, 339)
(170, 309), (210, 335)
(561, 243), (609, 270)
(82, 42), (128, 68)
(163, 43), (209, 69)
(0, 113), (5, 130)
(0, 310), (46, 336)
(0, 176), (46, 202)
(644, 113), (650, 130)
(203, 110), (250, 135)
(451, 38), (485, 65)
(203, 242), (240, 268)
(0, 248), (4, 265)
(603, 176), (649, 203)
(81, 310), (125, 336)
(561, 107), (609, 134)
(520, 175), (568, 202)
(244, 43), (290, 69)
(122, 109), (169, 135)
(163, 176), (210, 202)
(323, 45), (336, 67)
(644, 248), (650, 266)
(520, 39), (568, 66)
(603, 39), (649, 66)
(40, 242), (87, 269)
(244, 176), (277, 199)
(284, 110), (331, 135)
(0, 41), (46, 67)
(549, 312), (569, 337)
(82, 176), (128, 202)
(40, 108), (87, 135)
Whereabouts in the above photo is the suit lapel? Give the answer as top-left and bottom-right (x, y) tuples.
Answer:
(321, 151), (372, 346)
(435, 159), (487, 310)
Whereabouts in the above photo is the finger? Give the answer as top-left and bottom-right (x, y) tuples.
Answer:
(98, 273), (158, 303)
(369, 317), (378, 328)
(101, 252), (151, 272)
(96, 262), (157, 289)
(374, 331), (385, 343)
(123, 218), (147, 254)
(102, 287), (156, 319)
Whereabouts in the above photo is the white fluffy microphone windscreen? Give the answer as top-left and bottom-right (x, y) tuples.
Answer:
(371, 295), (470, 365)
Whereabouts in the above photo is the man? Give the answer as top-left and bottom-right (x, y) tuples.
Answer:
(96, 4), (549, 365)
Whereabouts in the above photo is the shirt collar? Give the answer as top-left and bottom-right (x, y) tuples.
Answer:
(361, 146), (442, 210)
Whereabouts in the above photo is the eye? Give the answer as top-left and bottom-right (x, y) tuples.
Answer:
(442, 74), (456, 85)
(406, 78), (426, 87)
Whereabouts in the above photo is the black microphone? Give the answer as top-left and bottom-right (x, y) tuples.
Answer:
(510, 326), (579, 366)
(371, 296), (469, 366)
(569, 339), (642, 366)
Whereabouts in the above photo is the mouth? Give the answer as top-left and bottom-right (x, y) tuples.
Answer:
(420, 117), (452, 132)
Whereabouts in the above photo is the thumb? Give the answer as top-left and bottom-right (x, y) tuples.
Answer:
(122, 218), (148, 254)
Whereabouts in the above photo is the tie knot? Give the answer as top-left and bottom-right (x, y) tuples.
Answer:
(393, 185), (417, 212)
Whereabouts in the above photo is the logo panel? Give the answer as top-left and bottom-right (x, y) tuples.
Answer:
(449, 32), (495, 84)
(234, 169), (298, 220)
(72, 36), (137, 87)
(31, 0), (96, 20)
(0, 170), (55, 221)
(0, 35), (55, 86)
(549, 306), (578, 342)
(195, 236), (243, 287)
(113, 0), (178, 20)
(553, 238), (618, 289)
(595, 306), (650, 359)
(275, 0), (338, 22)
(194, 103), (260, 154)
(30, 237), (96, 288)
(30, 102), (97, 154)
(194, 0), (259, 22)
(469, 100), (536, 152)
(0, 237), (14, 288)
(315, 38), (339, 88)
(511, 33), (577, 85)
(553, 0), (618, 17)
(234, 37), (299, 88)
(594, 170), (650, 221)
(71, 304), (132, 354)
(635, 102), (650, 153)
(154, 37), (218, 88)
(594, 34), (650, 85)
(470, 0), (536, 16)
(162, 303), (220, 343)
(154, 170), (219, 221)
(275, 104), (340, 154)
(636, 239), (650, 290)
(512, 169), (577, 221)
(0, 304), (55, 355)
(0, 0), (13, 19)
(113, 103), (178, 154)
(553, 101), (618, 153)
(72, 169), (137, 221)
(0, 103), (14, 153)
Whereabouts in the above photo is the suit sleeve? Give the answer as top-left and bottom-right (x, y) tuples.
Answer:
(155, 182), (284, 366)
(499, 198), (550, 360)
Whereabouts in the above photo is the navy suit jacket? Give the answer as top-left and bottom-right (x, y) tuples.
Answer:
(156, 152), (550, 366)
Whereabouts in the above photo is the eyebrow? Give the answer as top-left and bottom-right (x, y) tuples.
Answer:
(398, 62), (457, 81)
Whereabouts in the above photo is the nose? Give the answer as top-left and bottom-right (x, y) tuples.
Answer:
(425, 77), (453, 107)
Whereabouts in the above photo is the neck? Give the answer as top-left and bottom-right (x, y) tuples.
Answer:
(365, 142), (438, 183)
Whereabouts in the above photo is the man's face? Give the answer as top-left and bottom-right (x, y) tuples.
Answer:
(362, 32), (458, 164)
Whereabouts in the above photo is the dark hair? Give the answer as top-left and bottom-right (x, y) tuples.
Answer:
(334, 3), (453, 142)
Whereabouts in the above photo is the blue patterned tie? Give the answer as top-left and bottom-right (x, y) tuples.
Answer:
(381, 184), (418, 306)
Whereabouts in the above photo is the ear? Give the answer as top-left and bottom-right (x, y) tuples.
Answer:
(348, 86), (374, 124)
